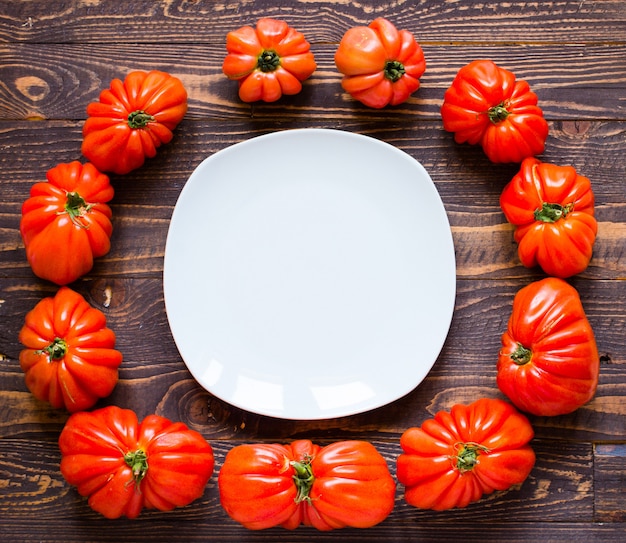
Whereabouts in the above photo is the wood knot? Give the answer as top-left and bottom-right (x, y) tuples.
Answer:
(15, 76), (50, 102)
(88, 279), (126, 309)
(560, 120), (592, 136)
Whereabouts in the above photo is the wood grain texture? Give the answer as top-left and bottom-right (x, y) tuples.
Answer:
(594, 444), (626, 522)
(1, 43), (625, 120)
(0, 1), (624, 541)
(1, 0), (625, 44)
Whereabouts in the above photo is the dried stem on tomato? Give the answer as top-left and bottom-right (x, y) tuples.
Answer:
(258, 50), (281, 72)
(511, 342), (533, 366)
(488, 102), (510, 123)
(451, 442), (491, 473)
(37, 337), (68, 360)
(64, 191), (92, 228)
(384, 60), (406, 82)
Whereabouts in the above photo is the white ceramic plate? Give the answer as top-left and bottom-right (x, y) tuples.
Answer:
(163, 129), (456, 420)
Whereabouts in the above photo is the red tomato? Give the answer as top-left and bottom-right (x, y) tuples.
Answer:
(18, 286), (122, 412)
(20, 161), (114, 285)
(59, 405), (215, 519)
(218, 439), (396, 530)
(334, 17), (426, 108)
(497, 277), (600, 416)
(397, 398), (535, 510)
(440, 59), (549, 162)
(500, 157), (598, 278)
(222, 18), (317, 102)
(82, 70), (188, 174)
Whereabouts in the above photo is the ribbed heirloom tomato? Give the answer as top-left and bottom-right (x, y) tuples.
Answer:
(441, 59), (549, 163)
(18, 286), (122, 412)
(218, 439), (396, 530)
(82, 70), (188, 174)
(500, 157), (598, 278)
(334, 17), (426, 108)
(20, 161), (114, 285)
(397, 398), (536, 510)
(59, 406), (215, 519)
(222, 18), (317, 102)
(497, 277), (600, 416)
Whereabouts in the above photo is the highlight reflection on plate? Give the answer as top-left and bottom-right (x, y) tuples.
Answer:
(163, 129), (456, 420)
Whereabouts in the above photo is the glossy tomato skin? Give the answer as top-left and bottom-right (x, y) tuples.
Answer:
(82, 70), (188, 174)
(218, 439), (396, 530)
(334, 17), (426, 108)
(441, 59), (548, 163)
(18, 286), (122, 412)
(397, 398), (535, 510)
(500, 157), (597, 278)
(59, 405), (215, 519)
(20, 161), (114, 285)
(222, 18), (317, 103)
(497, 277), (600, 416)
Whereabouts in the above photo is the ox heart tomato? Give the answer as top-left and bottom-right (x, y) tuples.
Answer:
(334, 17), (426, 108)
(218, 439), (396, 530)
(20, 161), (114, 285)
(441, 59), (549, 162)
(222, 18), (317, 102)
(397, 398), (536, 510)
(82, 70), (187, 174)
(500, 157), (598, 278)
(18, 286), (122, 412)
(497, 277), (600, 416)
(59, 405), (215, 519)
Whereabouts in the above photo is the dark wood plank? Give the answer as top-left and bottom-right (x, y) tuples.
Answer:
(1, 0), (624, 44)
(1, 518), (624, 543)
(1, 43), (625, 120)
(1, 119), (624, 202)
(594, 444), (626, 522)
(0, 434), (621, 541)
(0, 436), (594, 521)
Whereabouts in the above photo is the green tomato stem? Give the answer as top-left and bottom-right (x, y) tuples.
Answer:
(384, 60), (406, 82)
(488, 103), (510, 123)
(127, 110), (155, 129)
(511, 342), (533, 366)
(257, 50), (281, 73)
(37, 337), (68, 360)
(124, 449), (149, 485)
(64, 191), (91, 229)
(452, 442), (490, 473)
(290, 457), (315, 503)
(534, 202), (573, 223)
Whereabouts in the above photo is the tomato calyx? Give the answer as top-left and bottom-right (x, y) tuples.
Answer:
(257, 50), (281, 73)
(534, 202), (574, 223)
(63, 191), (92, 229)
(451, 441), (490, 473)
(511, 342), (533, 366)
(37, 337), (68, 360)
(488, 102), (510, 124)
(127, 110), (156, 129)
(384, 60), (406, 82)
(290, 456), (315, 504)
(124, 448), (149, 486)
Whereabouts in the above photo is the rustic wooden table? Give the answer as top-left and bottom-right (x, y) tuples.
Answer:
(1, 1), (624, 542)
